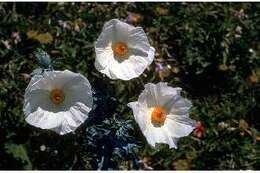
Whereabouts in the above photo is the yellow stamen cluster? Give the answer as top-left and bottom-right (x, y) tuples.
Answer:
(50, 89), (65, 105)
(151, 106), (167, 126)
(112, 42), (129, 58)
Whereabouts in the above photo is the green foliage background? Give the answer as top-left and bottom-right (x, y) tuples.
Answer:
(0, 2), (259, 170)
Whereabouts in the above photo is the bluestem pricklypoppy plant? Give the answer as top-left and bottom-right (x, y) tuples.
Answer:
(95, 19), (155, 80)
(23, 18), (196, 170)
(23, 50), (93, 135)
(128, 82), (196, 149)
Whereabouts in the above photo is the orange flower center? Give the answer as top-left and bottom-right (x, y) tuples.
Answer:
(50, 89), (65, 105)
(112, 42), (128, 58)
(151, 106), (167, 126)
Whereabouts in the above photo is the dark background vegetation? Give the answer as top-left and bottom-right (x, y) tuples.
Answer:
(0, 2), (259, 170)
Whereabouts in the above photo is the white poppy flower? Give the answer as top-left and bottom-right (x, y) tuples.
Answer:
(23, 70), (93, 135)
(128, 82), (196, 149)
(95, 19), (155, 80)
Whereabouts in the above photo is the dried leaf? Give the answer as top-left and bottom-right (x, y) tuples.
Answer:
(27, 30), (39, 39)
(239, 119), (249, 129)
(36, 33), (53, 44)
(156, 7), (169, 16)
(173, 159), (190, 170)
(27, 30), (53, 44)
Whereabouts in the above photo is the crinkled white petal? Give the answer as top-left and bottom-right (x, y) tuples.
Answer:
(127, 102), (149, 132)
(111, 19), (136, 41)
(138, 82), (182, 108)
(24, 89), (53, 115)
(25, 73), (44, 94)
(60, 102), (92, 135)
(138, 83), (159, 107)
(95, 19), (155, 80)
(165, 115), (196, 138)
(25, 108), (65, 131)
(62, 71), (93, 109)
(28, 70), (79, 91)
(143, 126), (178, 149)
(99, 46), (154, 80)
(168, 97), (192, 116)
(127, 27), (151, 53)
(23, 70), (93, 135)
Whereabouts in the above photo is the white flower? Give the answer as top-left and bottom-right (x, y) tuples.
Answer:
(95, 19), (155, 80)
(23, 70), (93, 135)
(128, 82), (195, 149)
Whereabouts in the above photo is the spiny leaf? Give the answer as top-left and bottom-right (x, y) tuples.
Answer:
(5, 144), (32, 170)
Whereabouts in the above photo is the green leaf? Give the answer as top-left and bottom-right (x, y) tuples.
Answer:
(5, 143), (32, 170)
